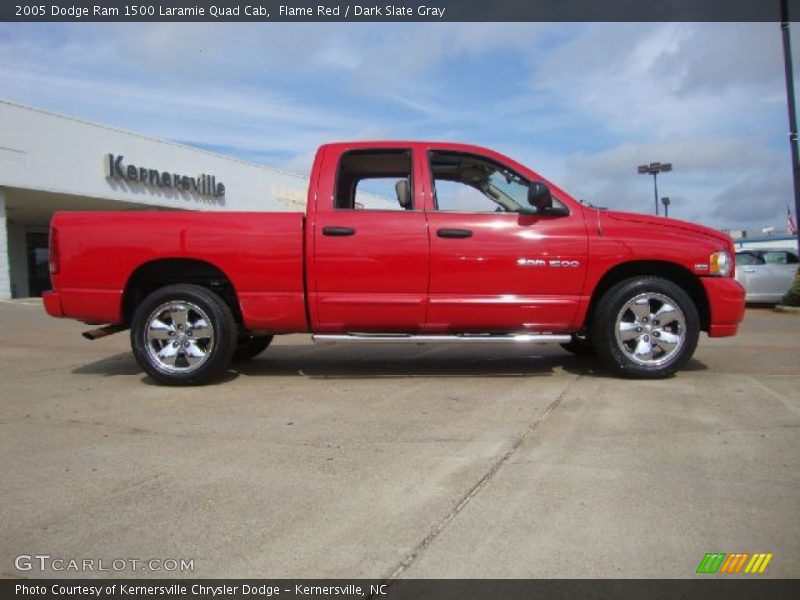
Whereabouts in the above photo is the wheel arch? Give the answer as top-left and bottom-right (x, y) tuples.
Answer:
(122, 258), (242, 325)
(584, 261), (710, 332)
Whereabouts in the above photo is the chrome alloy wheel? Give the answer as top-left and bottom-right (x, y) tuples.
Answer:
(144, 301), (215, 374)
(614, 292), (686, 367)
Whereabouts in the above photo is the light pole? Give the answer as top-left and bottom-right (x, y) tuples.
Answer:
(661, 197), (671, 218)
(781, 0), (800, 253)
(637, 162), (672, 216)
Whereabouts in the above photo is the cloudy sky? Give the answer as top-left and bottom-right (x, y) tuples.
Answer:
(1, 22), (798, 235)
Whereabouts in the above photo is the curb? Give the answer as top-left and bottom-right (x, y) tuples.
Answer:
(0, 298), (43, 306)
(775, 304), (800, 314)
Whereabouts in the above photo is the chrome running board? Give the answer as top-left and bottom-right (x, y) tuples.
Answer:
(312, 333), (572, 345)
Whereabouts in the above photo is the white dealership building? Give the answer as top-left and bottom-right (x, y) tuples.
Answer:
(0, 99), (309, 299)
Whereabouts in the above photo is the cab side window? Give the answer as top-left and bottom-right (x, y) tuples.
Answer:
(429, 150), (568, 215)
(334, 149), (414, 211)
(429, 150), (569, 215)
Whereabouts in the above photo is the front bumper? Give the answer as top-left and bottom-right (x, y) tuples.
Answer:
(701, 277), (746, 337)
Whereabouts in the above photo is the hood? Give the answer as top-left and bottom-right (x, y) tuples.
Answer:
(602, 210), (731, 245)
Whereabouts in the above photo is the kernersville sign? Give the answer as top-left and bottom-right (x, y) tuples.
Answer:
(105, 153), (225, 198)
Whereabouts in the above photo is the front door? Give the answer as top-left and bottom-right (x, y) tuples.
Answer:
(423, 149), (588, 333)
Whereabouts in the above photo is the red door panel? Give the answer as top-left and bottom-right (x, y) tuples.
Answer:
(312, 210), (429, 331)
(308, 144), (429, 332)
(420, 145), (589, 333)
(426, 212), (588, 332)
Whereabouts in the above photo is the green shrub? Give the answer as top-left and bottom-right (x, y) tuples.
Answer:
(781, 267), (800, 306)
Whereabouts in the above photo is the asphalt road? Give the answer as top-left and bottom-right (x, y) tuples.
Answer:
(0, 300), (798, 579)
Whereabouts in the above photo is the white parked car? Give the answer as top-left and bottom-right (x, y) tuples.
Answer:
(735, 248), (798, 303)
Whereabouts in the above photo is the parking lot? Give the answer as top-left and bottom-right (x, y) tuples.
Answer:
(1, 300), (798, 579)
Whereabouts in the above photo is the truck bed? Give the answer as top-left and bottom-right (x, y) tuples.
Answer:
(46, 211), (308, 332)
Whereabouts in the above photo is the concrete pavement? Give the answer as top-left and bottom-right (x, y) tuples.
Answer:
(0, 301), (797, 578)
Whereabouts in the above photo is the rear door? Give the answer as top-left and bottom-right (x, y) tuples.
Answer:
(422, 148), (588, 333)
(308, 145), (429, 332)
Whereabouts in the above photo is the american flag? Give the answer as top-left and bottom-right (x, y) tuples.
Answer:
(789, 205), (798, 236)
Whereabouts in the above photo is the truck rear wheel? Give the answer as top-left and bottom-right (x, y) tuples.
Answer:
(592, 277), (699, 378)
(131, 284), (237, 385)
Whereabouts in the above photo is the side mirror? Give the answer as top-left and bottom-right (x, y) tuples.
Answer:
(528, 182), (553, 211)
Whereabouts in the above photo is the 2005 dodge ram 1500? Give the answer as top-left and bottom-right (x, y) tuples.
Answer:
(44, 141), (745, 385)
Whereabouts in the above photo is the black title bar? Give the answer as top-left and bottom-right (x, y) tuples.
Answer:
(4, 579), (800, 600)
(1, 0), (790, 22)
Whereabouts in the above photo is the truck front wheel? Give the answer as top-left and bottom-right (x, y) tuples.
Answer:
(131, 284), (237, 385)
(592, 277), (699, 378)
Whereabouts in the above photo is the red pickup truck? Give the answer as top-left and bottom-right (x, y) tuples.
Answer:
(44, 141), (745, 385)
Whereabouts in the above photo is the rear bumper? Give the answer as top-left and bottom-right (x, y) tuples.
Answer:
(42, 288), (122, 324)
(43, 291), (64, 317)
(701, 277), (745, 337)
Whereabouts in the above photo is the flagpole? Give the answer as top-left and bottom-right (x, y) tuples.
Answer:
(781, 0), (800, 252)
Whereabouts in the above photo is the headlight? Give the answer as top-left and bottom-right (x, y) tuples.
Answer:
(710, 250), (732, 277)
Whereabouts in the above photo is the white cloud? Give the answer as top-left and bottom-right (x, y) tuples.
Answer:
(533, 23), (788, 138)
(0, 21), (798, 236)
(560, 136), (792, 233)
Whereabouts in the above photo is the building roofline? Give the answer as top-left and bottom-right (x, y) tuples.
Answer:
(0, 97), (309, 181)
(733, 235), (797, 243)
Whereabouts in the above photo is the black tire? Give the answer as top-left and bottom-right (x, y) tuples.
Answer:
(560, 333), (597, 357)
(131, 284), (237, 386)
(592, 276), (699, 379)
(232, 334), (273, 362)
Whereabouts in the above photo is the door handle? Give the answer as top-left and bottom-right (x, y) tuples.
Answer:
(437, 228), (473, 239)
(742, 268), (756, 273)
(322, 226), (356, 237)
